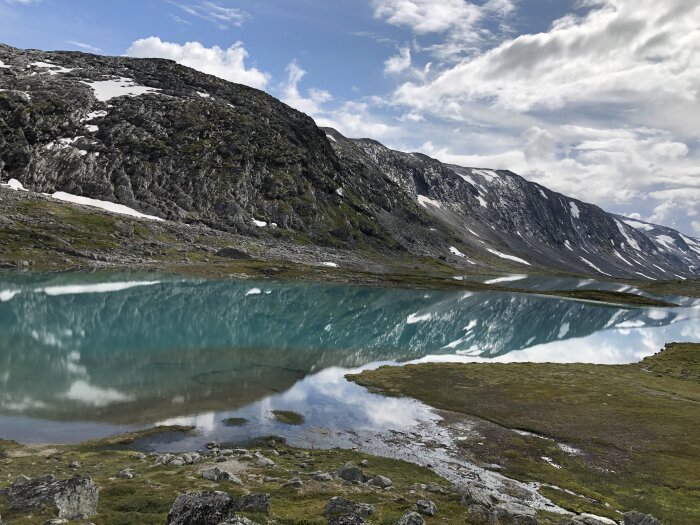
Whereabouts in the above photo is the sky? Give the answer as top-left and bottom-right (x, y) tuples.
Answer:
(1, 0), (699, 235)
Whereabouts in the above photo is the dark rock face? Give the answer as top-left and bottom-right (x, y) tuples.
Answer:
(0, 474), (98, 520)
(1, 43), (699, 279)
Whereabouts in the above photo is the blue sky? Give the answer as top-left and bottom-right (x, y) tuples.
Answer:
(2, 0), (699, 235)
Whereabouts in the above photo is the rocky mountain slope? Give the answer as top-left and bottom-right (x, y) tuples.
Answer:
(1, 43), (699, 280)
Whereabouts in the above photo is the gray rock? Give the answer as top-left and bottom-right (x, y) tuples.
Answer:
(313, 472), (334, 482)
(328, 516), (371, 525)
(492, 502), (538, 525)
(166, 491), (237, 525)
(42, 520), (68, 525)
(215, 247), (251, 259)
(360, 460), (369, 467)
(465, 504), (493, 525)
(12, 474), (32, 487)
(424, 482), (448, 494)
(367, 475), (393, 488)
(623, 511), (663, 525)
(235, 493), (270, 514)
(459, 484), (495, 509)
(397, 511), (425, 525)
(69, 461), (81, 469)
(1, 474), (98, 520)
(324, 497), (375, 518)
(218, 518), (260, 525)
(336, 462), (367, 483)
(558, 516), (608, 525)
(169, 457), (186, 467)
(415, 499), (437, 516)
(201, 467), (242, 484)
(115, 469), (135, 479)
(283, 477), (303, 488)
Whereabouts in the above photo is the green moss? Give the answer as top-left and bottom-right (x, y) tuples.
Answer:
(272, 410), (305, 425)
(348, 342), (700, 522)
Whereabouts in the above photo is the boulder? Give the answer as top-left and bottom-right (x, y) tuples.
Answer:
(215, 247), (251, 259)
(166, 491), (237, 525)
(464, 504), (492, 525)
(166, 491), (271, 525)
(397, 511), (425, 525)
(235, 493), (270, 514)
(415, 499), (437, 516)
(0, 474), (98, 520)
(201, 467), (242, 484)
(367, 475), (393, 489)
(218, 518), (260, 525)
(324, 497), (375, 518)
(459, 484), (495, 509)
(492, 502), (538, 525)
(623, 511), (663, 525)
(283, 477), (303, 488)
(336, 462), (367, 483)
(313, 472), (334, 482)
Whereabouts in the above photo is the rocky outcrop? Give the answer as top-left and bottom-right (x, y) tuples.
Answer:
(165, 491), (270, 525)
(623, 511), (663, 525)
(1, 44), (698, 279)
(0, 474), (98, 520)
(397, 511), (425, 525)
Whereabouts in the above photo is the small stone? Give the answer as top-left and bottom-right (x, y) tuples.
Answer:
(256, 456), (276, 468)
(69, 461), (82, 469)
(283, 477), (303, 488)
(424, 482), (447, 494)
(267, 439), (276, 448)
(169, 457), (185, 467)
(397, 511), (425, 525)
(415, 499), (437, 516)
(116, 469), (135, 479)
(360, 460), (369, 467)
(313, 472), (334, 482)
(220, 449), (234, 457)
(367, 475), (393, 488)
(328, 517), (370, 525)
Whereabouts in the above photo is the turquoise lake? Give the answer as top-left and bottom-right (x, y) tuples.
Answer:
(0, 272), (698, 447)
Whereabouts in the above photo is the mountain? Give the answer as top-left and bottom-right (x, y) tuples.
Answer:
(1, 44), (699, 280)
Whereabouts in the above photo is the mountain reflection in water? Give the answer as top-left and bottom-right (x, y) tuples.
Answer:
(0, 273), (698, 442)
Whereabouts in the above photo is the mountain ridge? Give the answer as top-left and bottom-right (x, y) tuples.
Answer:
(1, 43), (698, 280)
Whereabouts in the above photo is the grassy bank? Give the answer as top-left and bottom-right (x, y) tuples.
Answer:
(348, 343), (700, 523)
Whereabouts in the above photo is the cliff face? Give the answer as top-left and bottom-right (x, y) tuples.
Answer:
(1, 44), (699, 279)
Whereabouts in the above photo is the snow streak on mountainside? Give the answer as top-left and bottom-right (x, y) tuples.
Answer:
(0, 44), (698, 280)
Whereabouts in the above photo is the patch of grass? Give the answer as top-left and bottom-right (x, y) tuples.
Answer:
(271, 410), (305, 425)
(348, 342), (700, 523)
(222, 417), (248, 427)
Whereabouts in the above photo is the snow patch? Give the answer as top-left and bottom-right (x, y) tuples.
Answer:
(0, 60), (11, 68)
(623, 219), (654, 232)
(613, 250), (633, 267)
(326, 134), (337, 142)
(541, 456), (562, 469)
(85, 124), (99, 133)
(0, 290), (20, 302)
(563, 240), (573, 251)
(579, 257), (611, 276)
(473, 169), (498, 181)
(83, 77), (162, 102)
(30, 61), (73, 75)
(569, 202), (580, 219)
(476, 195), (488, 208)
(82, 110), (108, 121)
(558, 322), (570, 339)
(1, 178), (26, 191)
(487, 249), (531, 266)
(52, 192), (163, 221)
(450, 246), (466, 258)
(196, 91), (211, 98)
(321, 262), (338, 268)
(245, 288), (262, 296)
(251, 219), (267, 227)
(417, 195), (442, 209)
(538, 188), (548, 199)
(615, 220), (641, 251)
(655, 235), (676, 251)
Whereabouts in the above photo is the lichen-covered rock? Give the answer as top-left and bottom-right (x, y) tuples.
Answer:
(1, 474), (98, 520)
(336, 462), (367, 483)
(397, 511), (425, 525)
(367, 475), (393, 488)
(201, 466), (242, 484)
(415, 499), (437, 516)
(235, 493), (270, 514)
(166, 491), (236, 525)
(324, 497), (375, 518)
(492, 502), (538, 525)
(623, 511), (663, 525)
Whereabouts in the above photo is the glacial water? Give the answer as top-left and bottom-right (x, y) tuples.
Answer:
(0, 272), (698, 447)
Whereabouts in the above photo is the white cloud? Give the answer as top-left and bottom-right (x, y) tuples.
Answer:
(280, 60), (332, 116)
(373, 0), (700, 234)
(126, 37), (269, 89)
(384, 46), (412, 75)
(67, 40), (101, 53)
(167, 1), (248, 29)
